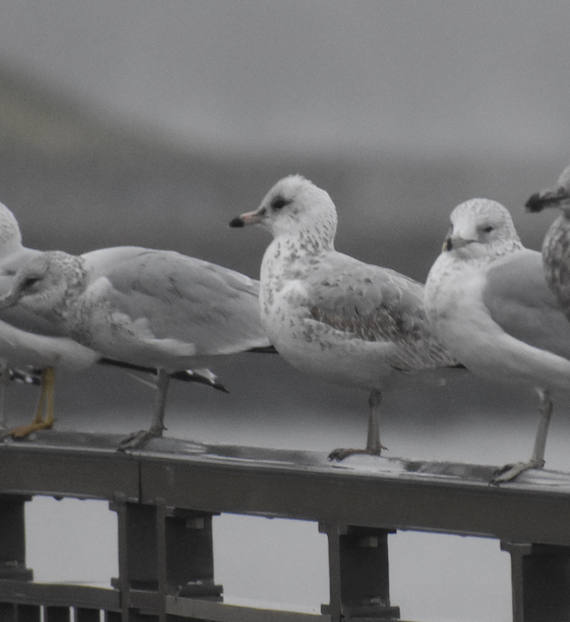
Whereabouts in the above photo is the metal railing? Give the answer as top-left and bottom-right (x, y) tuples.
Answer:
(0, 430), (569, 622)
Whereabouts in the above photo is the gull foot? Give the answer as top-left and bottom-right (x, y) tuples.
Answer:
(328, 446), (385, 462)
(118, 429), (163, 451)
(1, 420), (54, 441)
(491, 459), (544, 485)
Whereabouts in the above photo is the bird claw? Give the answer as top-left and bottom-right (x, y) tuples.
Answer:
(118, 428), (163, 451)
(327, 446), (385, 462)
(0, 420), (54, 441)
(490, 459), (544, 485)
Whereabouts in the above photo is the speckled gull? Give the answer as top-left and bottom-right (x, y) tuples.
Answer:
(425, 198), (570, 483)
(229, 175), (462, 460)
(0, 202), (101, 437)
(0, 246), (271, 449)
(0, 203), (228, 439)
(526, 163), (570, 320)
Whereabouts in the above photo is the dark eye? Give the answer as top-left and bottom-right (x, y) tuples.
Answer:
(482, 225), (494, 233)
(271, 196), (290, 210)
(21, 276), (40, 290)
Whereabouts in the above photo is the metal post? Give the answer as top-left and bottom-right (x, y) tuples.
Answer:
(502, 541), (570, 622)
(0, 495), (33, 581)
(163, 507), (222, 599)
(111, 495), (223, 622)
(319, 524), (400, 621)
(111, 495), (162, 622)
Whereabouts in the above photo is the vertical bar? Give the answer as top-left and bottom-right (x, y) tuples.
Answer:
(125, 503), (158, 591)
(319, 523), (400, 621)
(321, 524), (344, 622)
(502, 541), (570, 622)
(155, 500), (167, 622)
(164, 508), (223, 598)
(111, 496), (162, 622)
(0, 495), (33, 581)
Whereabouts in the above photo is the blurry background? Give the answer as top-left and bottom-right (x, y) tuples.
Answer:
(2, 2), (570, 621)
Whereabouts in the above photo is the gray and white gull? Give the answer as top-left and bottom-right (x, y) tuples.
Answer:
(526, 163), (570, 321)
(0, 202), (100, 436)
(230, 175), (462, 460)
(0, 246), (271, 448)
(425, 198), (570, 483)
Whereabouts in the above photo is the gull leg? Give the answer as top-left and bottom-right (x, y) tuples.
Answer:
(4, 367), (57, 440)
(119, 369), (171, 451)
(492, 389), (552, 484)
(328, 389), (387, 461)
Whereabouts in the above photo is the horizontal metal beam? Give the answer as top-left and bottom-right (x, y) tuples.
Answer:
(1, 431), (570, 545)
(0, 580), (120, 611)
(166, 595), (327, 622)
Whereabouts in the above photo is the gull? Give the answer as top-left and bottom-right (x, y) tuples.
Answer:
(0, 202), (101, 437)
(0, 246), (271, 448)
(424, 198), (570, 483)
(0, 202), (229, 439)
(526, 163), (570, 320)
(229, 175), (461, 460)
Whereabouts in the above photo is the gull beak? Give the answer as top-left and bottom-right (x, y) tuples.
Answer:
(525, 187), (570, 213)
(229, 209), (265, 228)
(443, 236), (471, 252)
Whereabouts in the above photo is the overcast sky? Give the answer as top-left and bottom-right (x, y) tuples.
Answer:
(0, 1), (569, 158)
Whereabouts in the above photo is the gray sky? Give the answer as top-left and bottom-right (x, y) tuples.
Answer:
(0, 0), (569, 157)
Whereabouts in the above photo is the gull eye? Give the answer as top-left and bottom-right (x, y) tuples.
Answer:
(271, 196), (290, 211)
(21, 276), (40, 291)
(482, 225), (494, 233)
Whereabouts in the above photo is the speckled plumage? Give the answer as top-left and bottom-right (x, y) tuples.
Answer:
(425, 198), (570, 482)
(526, 164), (570, 322)
(1, 247), (270, 369)
(0, 203), (102, 437)
(0, 205), (99, 370)
(231, 175), (461, 459)
(0, 245), (271, 447)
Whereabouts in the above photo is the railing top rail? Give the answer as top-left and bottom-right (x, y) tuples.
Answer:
(1, 430), (569, 545)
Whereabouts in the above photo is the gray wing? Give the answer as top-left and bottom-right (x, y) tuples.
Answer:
(86, 247), (270, 355)
(304, 252), (457, 369)
(483, 248), (570, 360)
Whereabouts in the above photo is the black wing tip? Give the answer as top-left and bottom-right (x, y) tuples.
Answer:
(169, 370), (229, 393)
(247, 345), (278, 354)
(229, 217), (245, 228)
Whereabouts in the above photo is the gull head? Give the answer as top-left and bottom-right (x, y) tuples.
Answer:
(0, 250), (86, 321)
(526, 164), (570, 215)
(443, 198), (522, 259)
(229, 175), (338, 247)
(0, 202), (23, 259)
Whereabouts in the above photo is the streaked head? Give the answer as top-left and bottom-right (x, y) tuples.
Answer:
(526, 164), (570, 214)
(443, 198), (522, 258)
(0, 250), (85, 320)
(0, 202), (23, 259)
(229, 175), (338, 247)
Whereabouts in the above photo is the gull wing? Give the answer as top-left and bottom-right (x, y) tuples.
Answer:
(84, 247), (269, 356)
(483, 248), (570, 360)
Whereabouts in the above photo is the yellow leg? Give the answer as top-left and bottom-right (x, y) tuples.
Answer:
(9, 367), (56, 439)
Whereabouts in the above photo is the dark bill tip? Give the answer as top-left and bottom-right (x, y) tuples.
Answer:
(525, 192), (545, 213)
(229, 217), (245, 228)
